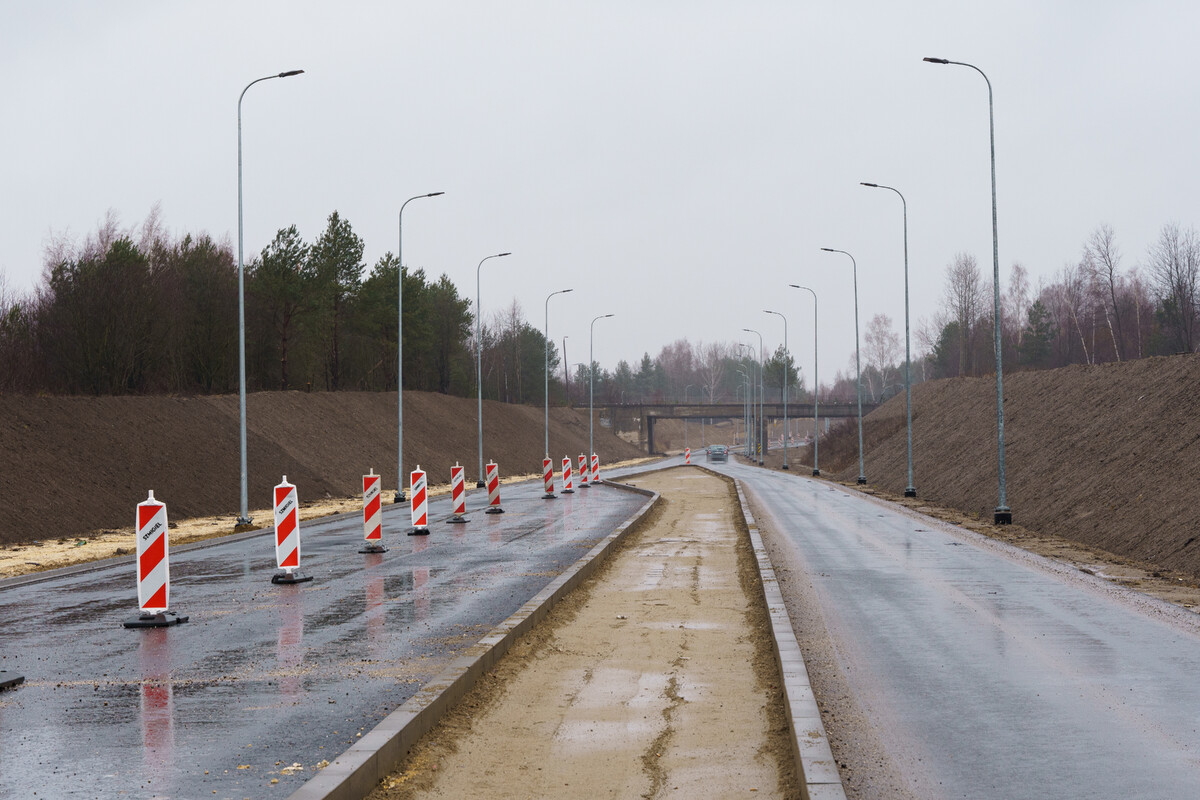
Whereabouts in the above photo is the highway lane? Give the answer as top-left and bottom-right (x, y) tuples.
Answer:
(705, 455), (1200, 799)
(0, 478), (645, 799)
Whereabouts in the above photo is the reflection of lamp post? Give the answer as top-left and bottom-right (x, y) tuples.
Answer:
(764, 310), (789, 470)
(588, 314), (613, 470)
(862, 181), (915, 497)
(925, 55), (1011, 524)
(790, 285), (820, 476)
(475, 252), (512, 487)
(544, 289), (573, 457)
(236, 68), (304, 525)
(397, 191), (444, 502)
(742, 328), (764, 465)
(820, 248), (866, 484)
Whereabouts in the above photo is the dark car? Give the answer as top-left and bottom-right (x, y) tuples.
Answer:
(706, 444), (728, 462)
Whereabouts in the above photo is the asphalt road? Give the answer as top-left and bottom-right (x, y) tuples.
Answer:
(0, 478), (645, 799)
(703, 453), (1200, 799)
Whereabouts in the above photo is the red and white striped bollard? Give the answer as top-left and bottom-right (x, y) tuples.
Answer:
(409, 466), (430, 535)
(448, 462), (468, 523)
(578, 453), (590, 488)
(360, 468), (386, 553)
(591, 453), (601, 485)
(685, 447), (691, 464)
(124, 491), (189, 628)
(485, 460), (504, 514)
(272, 476), (312, 584)
(562, 456), (574, 493)
(542, 457), (556, 499)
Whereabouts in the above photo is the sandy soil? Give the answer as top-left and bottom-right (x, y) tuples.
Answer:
(365, 467), (799, 800)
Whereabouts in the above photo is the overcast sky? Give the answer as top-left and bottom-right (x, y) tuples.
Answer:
(5, 1), (1199, 389)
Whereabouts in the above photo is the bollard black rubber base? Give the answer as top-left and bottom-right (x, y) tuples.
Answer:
(124, 611), (190, 629)
(485, 507), (505, 514)
(904, 488), (917, 498)
(542, 493), (557, 500)
(0, 671), (26, 691)
(407, 528), (430, 536)
(271, 572), (313, 585)
(358, 543), (387, 554)
(446, 516), (468, 524)
(579, 483), (591, 489)
(994, 509), (1013, 525)
(562, 488), (574, 494)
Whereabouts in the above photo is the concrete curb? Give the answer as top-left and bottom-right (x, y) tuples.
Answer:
(285, 481), (660, 800)
(732, 477), (848, 800)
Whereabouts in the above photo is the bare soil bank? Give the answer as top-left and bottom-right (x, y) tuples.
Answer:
(810, 354), (1200, 580)
(0, 392), (645, 546)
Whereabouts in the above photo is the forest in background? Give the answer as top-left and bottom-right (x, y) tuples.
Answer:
(2, 210), (1198, 408)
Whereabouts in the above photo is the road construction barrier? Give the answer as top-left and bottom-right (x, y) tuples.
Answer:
(562, 456), (574, 493)
(591, 453), (600, 484)
(272, 476), (312, 584)
(685, 447), (691, 464)
(124, 491), (189, 628)
(448, 463), (468, 523)
(409, 466), (430, 535)
(360, 469), (386, 553)
(542, 457), (556, 499)
(485, 461), (504, 513)
(578, 453), (590, 488)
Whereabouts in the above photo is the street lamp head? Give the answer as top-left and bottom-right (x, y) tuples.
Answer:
(820, 247), (835, 252)
(562, 288), (574, 294)
(923, 57), (949, 64)
(278, 69), (305, 78)
(426, 191), (446, 198)
(860, 182), (879, 188)
(497, 252), (512, 257)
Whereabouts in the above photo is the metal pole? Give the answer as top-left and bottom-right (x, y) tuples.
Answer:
(684, 385), (694, 450)
(236, 69), (304, 525)
(562, 336), (569, 406)
(397, 192), (445, 502)
(475, 252), (511, 486)
(862, 182), (915, 497)
(925, 56), (1010, 524)
(765, 310), (788, 469)
(743, 329), (764, 465)
(589, 314), (614, 467)
(791, 285), (820, 476)
(820, 249), (865, 483)
(545, 289), (573, 458)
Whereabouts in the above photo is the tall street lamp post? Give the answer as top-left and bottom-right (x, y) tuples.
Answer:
(764, 310), (789, 470)
(789, 285), (820, 476)
(861, 181), (916, 497)
(475, 252), (512, 486)
(925, 56), (1011, 524)
(820, 248), (866, 484)
(683, 385), (694, 451)
(544, 289), (573, 458)
(743, 328), (765, 465)
(236, 68), (304, 525)
(588, 314), (614, 475)
(397, 191), (445, 502)
(736, 366), (750, 458)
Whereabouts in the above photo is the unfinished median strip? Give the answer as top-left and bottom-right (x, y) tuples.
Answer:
(362, 467), (801, 800)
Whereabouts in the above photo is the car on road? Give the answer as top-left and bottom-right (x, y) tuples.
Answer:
(706, 444), (728, 462)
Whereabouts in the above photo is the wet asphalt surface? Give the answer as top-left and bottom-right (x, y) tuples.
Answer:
(708, 456), (1200, 799)
(0, 478), (645, 800)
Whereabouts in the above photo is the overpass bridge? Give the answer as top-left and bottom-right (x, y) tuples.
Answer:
(600, 401), (877, 455)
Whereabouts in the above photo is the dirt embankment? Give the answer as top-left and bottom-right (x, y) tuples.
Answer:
(0, 392), (645, 547)
(808, 354), (1200, 580)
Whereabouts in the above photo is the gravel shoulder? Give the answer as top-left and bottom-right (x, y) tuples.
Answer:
(366, 466), (799, 800)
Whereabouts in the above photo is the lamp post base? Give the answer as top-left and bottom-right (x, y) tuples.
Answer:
(812, 468), (821, 476)
(856, 476), (867, 485)
(475, 481), (486, 488)
(904, 487), (916, 498)
(994, 507), (1013, 525)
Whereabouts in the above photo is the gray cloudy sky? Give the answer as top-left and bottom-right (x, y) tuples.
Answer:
(4, 1), (1199, 387)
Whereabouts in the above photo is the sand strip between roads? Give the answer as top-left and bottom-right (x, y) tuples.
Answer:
(363, 467), (804, 800)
